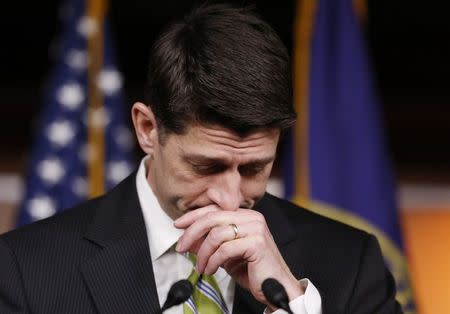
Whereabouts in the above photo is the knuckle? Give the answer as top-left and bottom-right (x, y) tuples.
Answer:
(205, 211), (217, 220)
(254, 222), (265, 234)
(217, 242), (231, 258)
(208, 228), (222, 245)
(254, 235), (266, 247)
(182, 229), (192, 240)
(254, 211), (265, 223)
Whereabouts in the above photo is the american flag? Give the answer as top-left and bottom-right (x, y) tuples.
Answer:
(17, 0), (135, 226)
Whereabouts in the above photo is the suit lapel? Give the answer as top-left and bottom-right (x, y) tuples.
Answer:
(232, 284), (265, 314)
(257, 193), (305, 280)
(80, 173), (160, 314)
(232, 194), (304, 314)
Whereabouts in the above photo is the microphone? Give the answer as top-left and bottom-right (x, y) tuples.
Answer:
(262, 278), (294, 314)
(160, 279), (193, 313)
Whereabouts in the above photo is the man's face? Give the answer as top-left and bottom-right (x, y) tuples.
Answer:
(146, 123), (280, 220)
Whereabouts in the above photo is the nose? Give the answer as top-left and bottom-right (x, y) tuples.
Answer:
(207, 169), (243, 211)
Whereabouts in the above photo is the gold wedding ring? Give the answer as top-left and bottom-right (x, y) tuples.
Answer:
(230, 223), (239, 240)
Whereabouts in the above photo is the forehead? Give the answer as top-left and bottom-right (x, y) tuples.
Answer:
(167, 124), (280, 160)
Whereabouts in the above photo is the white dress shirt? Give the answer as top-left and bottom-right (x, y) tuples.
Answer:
(136, 157), (322, 314)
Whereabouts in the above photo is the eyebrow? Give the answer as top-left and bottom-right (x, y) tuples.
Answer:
(182, 153), (275, 167)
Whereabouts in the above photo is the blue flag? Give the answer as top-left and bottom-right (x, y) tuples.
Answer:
(18, 0), (135, 226)
(284, 0), (415, 312)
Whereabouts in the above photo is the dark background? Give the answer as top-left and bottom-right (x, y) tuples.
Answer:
(1, 0), (449, 182)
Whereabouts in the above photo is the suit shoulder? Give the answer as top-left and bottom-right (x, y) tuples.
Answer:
(0, 196), (103, 248)
(260, 193), (371, 242)
(1, 173), (138, 255)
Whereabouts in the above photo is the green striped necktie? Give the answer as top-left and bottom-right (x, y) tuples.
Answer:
(183, 254), (229, 314)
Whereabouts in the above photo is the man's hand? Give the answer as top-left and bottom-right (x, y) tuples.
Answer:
(174, 206), (304, 305)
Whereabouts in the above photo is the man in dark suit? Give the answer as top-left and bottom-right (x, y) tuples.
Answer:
(0, 4), (401, 314)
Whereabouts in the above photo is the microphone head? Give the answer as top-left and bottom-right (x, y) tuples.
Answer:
(161, 279), (193, 312)
(262, 278), (293, 314)
(169, 279), (193, 302)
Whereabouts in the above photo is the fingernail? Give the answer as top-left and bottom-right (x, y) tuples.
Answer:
(175, 241), (182, 252)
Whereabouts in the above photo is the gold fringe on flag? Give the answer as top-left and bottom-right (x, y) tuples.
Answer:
(293, 0), (318, 200)
(353, 0), (368, 25)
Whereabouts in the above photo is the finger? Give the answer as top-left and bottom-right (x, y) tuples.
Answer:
(173, 205), (220, 228)
(176, 210), (255, 252)
(195, 224), (238, 273)
(186, 237), (204, 255)
(197, 219), (266, 272)
(203, 236), (256, 275)
(175, 206), (257, 228)
(224, 259), (248, 281)
(202, 217), (273, 275)
(222, 256), (243, 272)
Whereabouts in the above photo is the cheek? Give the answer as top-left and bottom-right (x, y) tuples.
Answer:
(169, 169), (210, 198)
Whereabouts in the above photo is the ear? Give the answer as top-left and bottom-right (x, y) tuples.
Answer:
(131, 102), (159, 155)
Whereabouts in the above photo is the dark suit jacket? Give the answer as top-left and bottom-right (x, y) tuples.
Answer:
(0, 173), (401, 314)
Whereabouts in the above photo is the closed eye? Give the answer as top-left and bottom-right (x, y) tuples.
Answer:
(238, 164), (266, 177)
(192, 163), (227, 175)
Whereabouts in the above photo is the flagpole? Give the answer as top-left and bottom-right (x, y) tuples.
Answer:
(87, 0), (107, 198)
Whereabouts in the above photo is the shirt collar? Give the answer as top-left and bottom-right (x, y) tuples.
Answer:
(136, 157), (183, 261)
